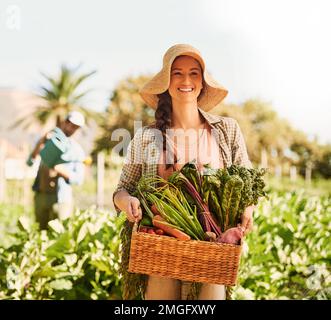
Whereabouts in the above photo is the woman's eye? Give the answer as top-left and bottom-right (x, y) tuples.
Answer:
(173, 72), (181, 76)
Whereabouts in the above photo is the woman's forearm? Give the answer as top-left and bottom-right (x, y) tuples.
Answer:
(114, 189), (132, 212)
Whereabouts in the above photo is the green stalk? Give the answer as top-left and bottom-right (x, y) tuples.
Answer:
(160, 201), (200, 239)
(161, 188), (203, 234)
(146, 193), (196, 237)
(152, 195), (202, 239)
(136, 189), (154, 219)
(178, 193), (205, 239)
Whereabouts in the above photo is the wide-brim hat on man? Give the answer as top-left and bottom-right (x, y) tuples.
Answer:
(139, 44), (228, 111)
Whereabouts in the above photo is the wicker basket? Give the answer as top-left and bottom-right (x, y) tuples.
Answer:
(128, 223), (242, 286)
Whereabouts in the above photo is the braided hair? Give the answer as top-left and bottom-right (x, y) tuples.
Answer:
(154, 91), (176, 169)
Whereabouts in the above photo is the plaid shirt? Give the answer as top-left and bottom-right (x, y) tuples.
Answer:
(113, 108), (251, 210)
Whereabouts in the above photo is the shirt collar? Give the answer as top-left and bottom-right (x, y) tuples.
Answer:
(198, 107), (222, 125)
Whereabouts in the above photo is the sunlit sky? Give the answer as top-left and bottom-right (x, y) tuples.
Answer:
(1, 0), (330, 144)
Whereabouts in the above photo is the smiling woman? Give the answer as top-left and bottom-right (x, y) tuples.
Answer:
(113, 44), (254, 300)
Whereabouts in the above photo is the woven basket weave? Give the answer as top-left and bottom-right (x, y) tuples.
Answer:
(128, 223), (242, 286)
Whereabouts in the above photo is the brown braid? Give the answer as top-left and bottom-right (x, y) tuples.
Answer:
(154, 91), (177, 169)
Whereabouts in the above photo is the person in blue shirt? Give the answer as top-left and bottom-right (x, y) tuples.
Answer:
(27, 111), (86, 229)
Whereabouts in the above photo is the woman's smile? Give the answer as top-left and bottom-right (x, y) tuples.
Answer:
(177, 87), (194, 93)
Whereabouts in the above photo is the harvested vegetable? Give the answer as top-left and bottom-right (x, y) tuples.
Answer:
(220, 175), (244, 231)
(216, 226), (244, 245)
(134, 176), (205, 240)
(152, 215), (191, 240)
(147, 228), (156, 235)
(139, 226), (148, 233)
(155, 228), (165, 235)
(204, 231), (217, 242)
(169, 168), (221, 237)
(151, 204), (161, 216)
(133, 162), (268, 243)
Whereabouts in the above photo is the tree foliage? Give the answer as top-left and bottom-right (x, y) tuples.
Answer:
(12, 64), (100, 130)
(93, 75), (154, 156)
(93, 75), (331, 179)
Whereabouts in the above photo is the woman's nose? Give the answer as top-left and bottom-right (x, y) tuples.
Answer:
(182, 74), (192, 84)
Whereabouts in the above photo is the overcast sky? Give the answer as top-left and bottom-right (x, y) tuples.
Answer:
(1, 0), (330, 144)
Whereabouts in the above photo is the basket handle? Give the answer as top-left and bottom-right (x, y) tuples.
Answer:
(132, 222), (139, 233)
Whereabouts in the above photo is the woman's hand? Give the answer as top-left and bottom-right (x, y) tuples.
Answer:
(240, 205), (256, 236)
(124, 196), (142, 223)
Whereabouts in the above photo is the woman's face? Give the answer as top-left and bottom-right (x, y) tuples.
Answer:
(168, 55), (203, 104)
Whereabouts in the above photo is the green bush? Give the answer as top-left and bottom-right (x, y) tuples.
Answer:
(234, 190), (331, 300)
(0, 208), (125, 300)
(0, 203), (33, 248)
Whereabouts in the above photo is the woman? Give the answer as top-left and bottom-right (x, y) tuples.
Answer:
(113, 44), (255, 300)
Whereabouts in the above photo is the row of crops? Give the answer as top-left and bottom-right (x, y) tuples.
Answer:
(0, 189), (330, 299)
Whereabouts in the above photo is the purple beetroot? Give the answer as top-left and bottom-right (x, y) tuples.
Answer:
(217, 226), (244, 245)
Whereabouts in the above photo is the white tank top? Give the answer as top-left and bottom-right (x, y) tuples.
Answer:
(157, 123), (222, 180)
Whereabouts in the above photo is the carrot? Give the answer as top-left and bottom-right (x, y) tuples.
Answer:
(150, 204), (161, 216)
(152, 215), (191, 240)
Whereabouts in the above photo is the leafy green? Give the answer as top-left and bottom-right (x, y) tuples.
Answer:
(0, 208), (125, 300)
(233, 190), (331, 300)
(221, 175), (244, 230)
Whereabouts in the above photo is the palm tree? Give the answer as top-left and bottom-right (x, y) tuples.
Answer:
(12, 64), (98, 129)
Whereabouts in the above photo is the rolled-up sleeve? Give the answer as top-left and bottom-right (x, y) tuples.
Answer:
(112, 128), (144, 213)
(231, 120), (252, 168)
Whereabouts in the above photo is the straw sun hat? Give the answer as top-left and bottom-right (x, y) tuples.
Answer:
(139, 44), (228, 111)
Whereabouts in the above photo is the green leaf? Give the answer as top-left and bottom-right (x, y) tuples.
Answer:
(49, 279), (73, 290)
(76, 222), (89, 244)
(48, 219), (65, 234)
(278, 227), (294, 246)
(46, 232), (71, 258)
(18, 216), (32, 233)
(64, 254), (78, 267)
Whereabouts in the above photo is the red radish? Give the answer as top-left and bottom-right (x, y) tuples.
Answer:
(147, 228), (156, 235)
(152, 215), (191, 240)
(155, 228), (165, 235)
(217, 227), (243, 245)
(139, 226), (148, 233)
